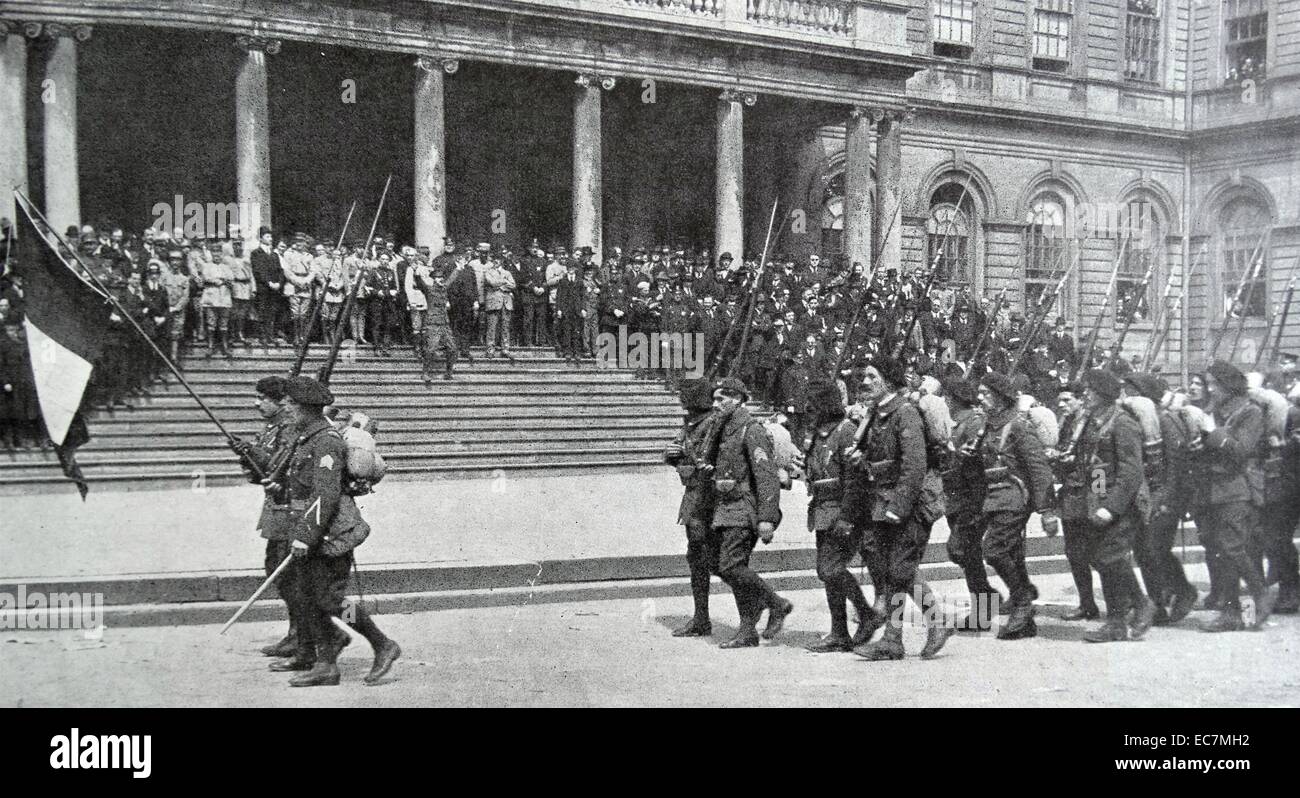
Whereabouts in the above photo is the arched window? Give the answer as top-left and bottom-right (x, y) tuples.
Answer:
(820, 170), (845, 256)
(1025, 192), (1069, 316)
(927, 182), (974, 289)
(1219, 198), (1270, 319)
(1116, 199), (1164, 324)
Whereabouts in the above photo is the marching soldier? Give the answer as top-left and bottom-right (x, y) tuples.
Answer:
(228, 376), (298, 657)
(276, 376), (402, 686)
(942, 378), (999, 631)
(804, 380), (881, 652)
(1192, 361), (1273, 632)
(1123, 373), (1199, 624)
(1051, 386), (1100, 622)
(966, 371), (1053, 640)
(1056, 369), (1156, 642)
(663, 379), (718, 637)
(851, 357), (953, 660)
(701, 377), (792, 648)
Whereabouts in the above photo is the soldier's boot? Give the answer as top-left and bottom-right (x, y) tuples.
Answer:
(1200, 609), (1246, 633)
(845, 576), (880, 646)
(421, 366), (433, 386)
(261, 624), (298, 657)
(993, 558), (1037, 640)
(221, 330), (234, 360)
(919, 584), (956, 659)
(761, 596), (794, 640)
(203, 332), (215, 359)
(341, 603), (401, 684)
(1168, 585), (1199, 623)
(269, 639), (316, 672)
(1085, 567), (1132, 642)
(1244, 590), (1274, 630)
(287, 633), (341, 685)
(719, 614), (761, 649)
(1129, 579), (1159, 640)
(1274, 583), (1300, 615)
(854, 613), (905, 661)
(673, 562), (713, 637)
(808, 583), (852, 653)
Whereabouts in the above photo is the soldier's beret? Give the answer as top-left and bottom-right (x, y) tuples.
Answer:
(714, 376), (750, 400)
(1083, 369), (1123, 401)
(285, 376), (334, 406)
(1206, 360), (1248, 395)
(944, 377), (979, 407)
(871, 355), (906, 389)
(808, 380), (844, 418)
(255, 375), (289, 401)
(1123, 372), (1166, 403)
(679, 379), (714, 411)
(980, 371), (1018, 403)
(1281, 351), (1299, 362)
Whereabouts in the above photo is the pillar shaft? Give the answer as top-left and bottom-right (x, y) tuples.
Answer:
(715, 90), (748, 264)
(235, 36), (275, 246)
(42, 29), (80, 235)
(572, 74), (604, 256)
(414, 58), (452, 248)
(843, 108), (875, 270)
(1, 23), (27, 229)
(874, 113), (904, 273)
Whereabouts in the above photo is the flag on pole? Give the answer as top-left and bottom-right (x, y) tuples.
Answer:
(12, 192), (111, 498)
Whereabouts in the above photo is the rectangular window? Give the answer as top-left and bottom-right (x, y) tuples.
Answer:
(1224, 0), (1267, 83)
(934, 0), (976, 42)
(1222, 235), (1268, 319)
(1033, 0), (1072, 69)
(1024, 228), (1068, 316)
(1116, 248), (1154, 324)
(928, 233), (969, 287)
(1125, 0), (1161, 83)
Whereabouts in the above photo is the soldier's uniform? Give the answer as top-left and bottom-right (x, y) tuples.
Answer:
(417, 267), (457, 382)
(1058, 369), (1154, 642)
(705, 378), (790, 648)
(941, 381), (998, 630)
(851, 367), (950, 660)
(804, 382), (878, 652)
(971, 372), (1054, 640)
(664, 380), (719, 637)
(1193, 362), (1272, 632)
(277, 377), (401, 686)
(232, 376), (298, 657)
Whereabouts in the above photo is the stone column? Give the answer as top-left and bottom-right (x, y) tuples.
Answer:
(873, 108), (909, 273)
(39, 23), (91, 236)
(234, 35), (278, 246)
(414, 56), (456, 248)
(573, 74), (613, 258)
(0, 20), (28, 230)
(715, 89), (754, 264)
(843, 106), (878, 270)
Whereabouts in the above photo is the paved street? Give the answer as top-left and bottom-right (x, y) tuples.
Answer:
(3, 568), (1298, 708)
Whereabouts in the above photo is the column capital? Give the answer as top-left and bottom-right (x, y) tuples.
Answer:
(1, 19), (26, 37)
(719, 89), (757, 106)
(575, 73), (616, 90)
(416, 56), (459, 75)
(235, 34), (281, 55)
(849, 105), (884, 124)
(23, 22), (92, 41)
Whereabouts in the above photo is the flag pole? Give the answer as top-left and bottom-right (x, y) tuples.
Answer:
(14, 190), (260, 477)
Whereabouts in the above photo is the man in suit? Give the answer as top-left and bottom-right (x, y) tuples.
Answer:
(249, 227), (284, 346)
(483, 256), (517, 358)
(554, 260), (585, 365)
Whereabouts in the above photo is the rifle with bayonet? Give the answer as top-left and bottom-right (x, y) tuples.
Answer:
(1106, 253), (1158, 369)
(290, 200), (357, 377)
(1071, 233), (1130, 382)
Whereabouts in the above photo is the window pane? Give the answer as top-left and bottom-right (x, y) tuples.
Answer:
(1125, 2), (1161, 82)
(934, 0), (976, 44)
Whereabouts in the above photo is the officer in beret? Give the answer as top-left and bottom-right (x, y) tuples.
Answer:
(701, 377), (792, 648)
(229, 376), (300, 656)
(275, 376), (401, 686)
(664, 379), (720, 637)
(1056, 369), (1156, 642)
(942, 377), (998, 631)
(967, 370), (1053, 640)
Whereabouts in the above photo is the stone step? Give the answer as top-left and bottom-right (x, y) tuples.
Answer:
(124, 384), (674, 405)
(0, 450), (664, 487)
(168, 370), (645, 385)
(68, 414), (684, 437)
(84, 397), (677, 423)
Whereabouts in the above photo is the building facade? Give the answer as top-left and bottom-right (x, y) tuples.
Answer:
(0, 0), (1297, 375)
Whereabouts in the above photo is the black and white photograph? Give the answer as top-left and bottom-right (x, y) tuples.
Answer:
(0, 0), (1296, 765)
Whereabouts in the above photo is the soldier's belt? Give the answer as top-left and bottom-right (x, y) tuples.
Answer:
(811, 477), (843, 498)
(865, 460), (898, 484)
(983, 465), (1010, 484)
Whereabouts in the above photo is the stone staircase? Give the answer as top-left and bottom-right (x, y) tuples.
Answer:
(0, 345), (685, 492)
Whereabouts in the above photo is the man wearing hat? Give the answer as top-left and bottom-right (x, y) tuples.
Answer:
(520, 243), (551, 347)
(228, 376), (299, 657)
(282, 234), (316, 346)
(482, 254), (516, 359)
(1191, 361), (1273, 632)
(664, 379), (720, 637)
(468, 243), (494, 345)
(1122, 372), (1199, 624)
(701, 377), (792, 648)
(275, 376), (401, 686)
(200, 239), (235, 359)
(1055, 368), (1157, 642)
(1048, 317), (1077, 371)
(250, 227), (285, 347)
(966, 370), (1053, 640)
(850, 357), (953, 660)
(804, 380), (882, 652)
